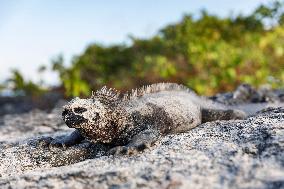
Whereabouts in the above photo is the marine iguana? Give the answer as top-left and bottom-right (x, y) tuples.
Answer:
(49, 83), (246, 155)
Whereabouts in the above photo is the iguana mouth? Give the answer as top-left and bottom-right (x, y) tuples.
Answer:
(62, 109), (88, 128)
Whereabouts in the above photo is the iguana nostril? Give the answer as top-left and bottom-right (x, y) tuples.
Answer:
(74, 107), (87, 114)
(62, 109), (69, 117)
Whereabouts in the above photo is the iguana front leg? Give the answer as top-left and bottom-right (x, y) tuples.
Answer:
(201, 108), (246, 123)
(108, 129), (160, 155)
(50, 129), (85, 148)
(37, 129), (85, 149)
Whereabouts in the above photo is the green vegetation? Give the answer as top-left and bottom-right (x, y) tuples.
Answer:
(2, 1), (284, 97)
(5, 69), (45, 96)
(0, 84), (4, 92)
(51, 55), (90, 97)
(52, 1), (284, 96)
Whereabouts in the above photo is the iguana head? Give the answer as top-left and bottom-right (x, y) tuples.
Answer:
(62, 87), (127, 143)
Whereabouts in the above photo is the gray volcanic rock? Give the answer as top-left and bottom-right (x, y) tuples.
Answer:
(0, 103), (284, 188)
(210, 84), (284, 105)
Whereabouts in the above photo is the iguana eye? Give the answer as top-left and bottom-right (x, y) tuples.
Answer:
(92, 112), (100, 121)
(74, 107), (87, 114)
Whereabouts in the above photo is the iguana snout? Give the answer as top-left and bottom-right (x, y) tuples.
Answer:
(62, 108), (88, 128)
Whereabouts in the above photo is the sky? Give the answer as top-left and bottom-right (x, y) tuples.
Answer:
(0, 0), (268, 86)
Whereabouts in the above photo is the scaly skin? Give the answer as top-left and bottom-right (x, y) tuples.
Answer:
(48, 83), (246, 155)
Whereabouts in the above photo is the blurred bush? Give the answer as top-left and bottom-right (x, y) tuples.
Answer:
(52, 1), (283, 96)
(5, 1), (284, 97)
(5, 69), (46, 97)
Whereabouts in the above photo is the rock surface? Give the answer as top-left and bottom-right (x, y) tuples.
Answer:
(0, 87), (284, 189)
(210, 84), (284, 105)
